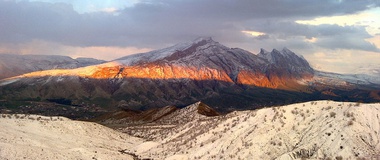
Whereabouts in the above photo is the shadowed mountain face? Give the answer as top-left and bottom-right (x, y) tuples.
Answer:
(0, 38), (379, 114)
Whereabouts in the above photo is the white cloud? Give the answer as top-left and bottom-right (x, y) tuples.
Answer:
(304, 49), (380, 74)
(241, 30), (266, 37)
(296, 7), (380, 35)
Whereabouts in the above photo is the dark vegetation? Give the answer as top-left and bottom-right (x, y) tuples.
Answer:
(0, 100), (107, 120)
(1, 77), (379, 116)
(47, 98), (73, 106)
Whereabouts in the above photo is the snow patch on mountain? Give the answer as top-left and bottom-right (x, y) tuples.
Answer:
(314, 71), (380, 86)
(116, 37), (214, 66)
(354, 64), (380, 75)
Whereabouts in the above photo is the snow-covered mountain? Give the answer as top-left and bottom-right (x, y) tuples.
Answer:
(312, 71), (380, 87)
(0, 37), (318, 111)
(0, 54), (105, 80)
(258, 47), (313, 77)
(354, 64), (380, 76)
(0, 38), (379, 112)
(0, 37), (314, 87)
(115, 37), (313, 83)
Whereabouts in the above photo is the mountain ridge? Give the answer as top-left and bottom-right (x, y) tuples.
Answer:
(0, 54), (106, 80)
(102, 100), (380, 159)
(0, 38), (379, 114)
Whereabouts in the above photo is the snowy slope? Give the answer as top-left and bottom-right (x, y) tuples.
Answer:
(0, 114), (142, 160)
(311, 71), (380, 86)
(352, 65), (380, 84)
(1, 101), (380, 159)
(115, 101), (380, 159)
(354, 64), (380, 76)
(115, 37), (211, 66)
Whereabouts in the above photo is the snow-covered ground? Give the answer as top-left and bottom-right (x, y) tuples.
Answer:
(0, 114), (142, 160)
(1, 101), (380, 160)
(120, 101), (380, 159)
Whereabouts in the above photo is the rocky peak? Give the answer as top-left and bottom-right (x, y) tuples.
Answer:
(194, 101), (220, 116)
(115, 37), (222, 66)
(259, 48), (270, 55)
(281, 47), (294, 55)
(258, 48), (314, 78)
(258, 48), (310, 66)
(259, 48), (301, 62)
(173, 102), (220, 117)
(191, 37), (214, 44)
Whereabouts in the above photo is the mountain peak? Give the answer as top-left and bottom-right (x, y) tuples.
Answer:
(115, 37), (220, 66)
(282, 47), (291, 52)
(195, 101), (220, 116)
(281, 47), (297, 56)
(257, 47), (314, 76)
(192, 37), (214, 43)
(259, 48), (300, 61)
(259, 48), (269, 55)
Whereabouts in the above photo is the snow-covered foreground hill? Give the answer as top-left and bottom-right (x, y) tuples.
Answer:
(114, 101), (380, 160)
(0, 114), (142, 160)
(1, 101), (380, 160)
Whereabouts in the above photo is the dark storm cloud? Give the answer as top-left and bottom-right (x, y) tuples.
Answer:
(246, 20), (379, 51)
(312, 25), (380, 51)
(0, 0), (379, 51)
(123, 0), (378, 20)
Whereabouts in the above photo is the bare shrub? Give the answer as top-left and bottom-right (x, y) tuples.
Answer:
(329, 112), (336, 118)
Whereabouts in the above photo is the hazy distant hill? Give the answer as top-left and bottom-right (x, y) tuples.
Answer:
(0, 54), (105, 79)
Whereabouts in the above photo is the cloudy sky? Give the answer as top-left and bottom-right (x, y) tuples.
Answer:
(0, 0), (379, 73)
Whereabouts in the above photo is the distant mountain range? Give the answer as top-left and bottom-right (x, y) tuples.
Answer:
(0, 54), (105, 79)
(0, 37), (379, 114)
